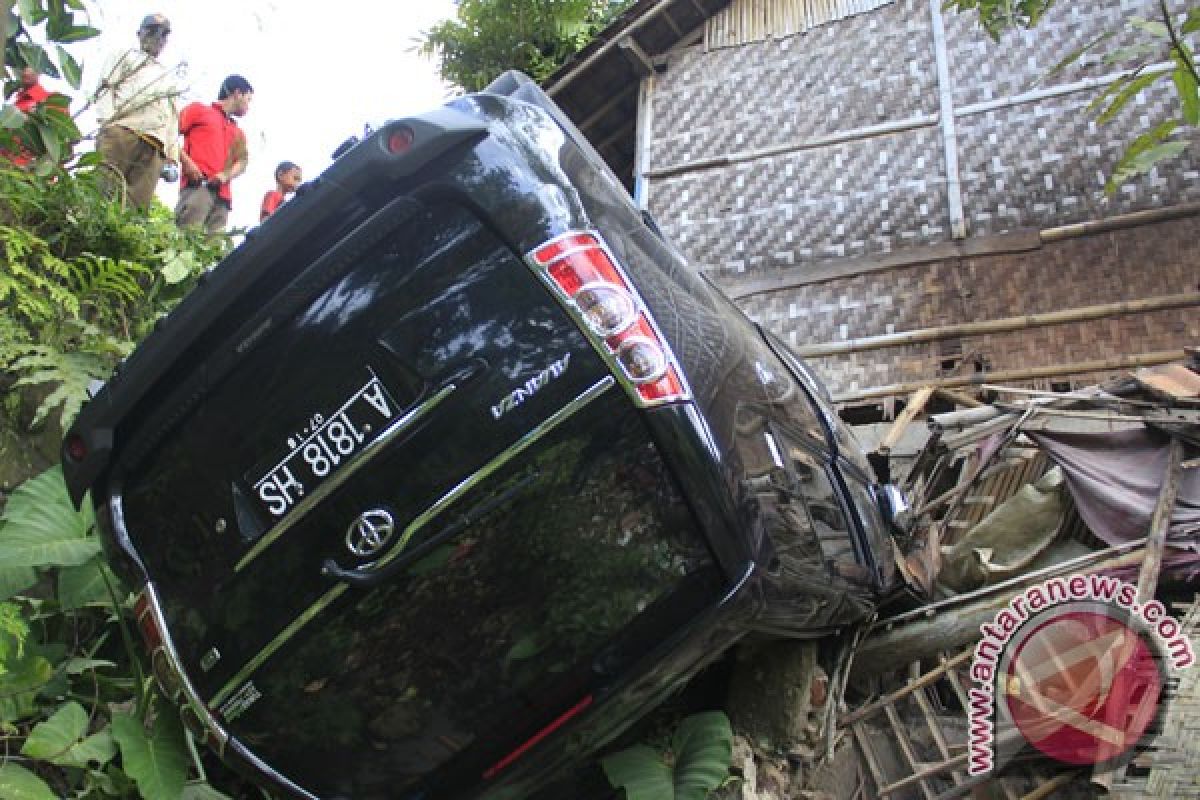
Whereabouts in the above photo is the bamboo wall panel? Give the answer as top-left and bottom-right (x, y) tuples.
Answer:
(706, 0), (894, 49)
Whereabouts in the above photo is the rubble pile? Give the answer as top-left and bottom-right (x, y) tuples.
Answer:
(784, 351), (1200, 800)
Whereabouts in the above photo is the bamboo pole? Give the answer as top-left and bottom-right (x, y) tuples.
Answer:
(879, 387), (934, 455)
(851, 546), (1150, 679)
(795, 292), (1200, 359)
(934, 387), (984, 409)
(833, 350), (1188, 403)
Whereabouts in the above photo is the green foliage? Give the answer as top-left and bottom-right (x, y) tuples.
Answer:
(0, 164), (227, 430)
(942, 0), (1055, 38)
(0, 0), (96, 171)
(419, 0), (635, 91)
(946, 0), (1200, 191)
(602, 711), (734, 800)
(0, 466), (232, 799)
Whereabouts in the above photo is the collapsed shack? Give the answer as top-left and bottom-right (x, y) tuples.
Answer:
(723, 353), (1200, 800)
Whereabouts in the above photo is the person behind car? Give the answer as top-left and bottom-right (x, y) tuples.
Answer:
(176, 75), (253, 234)
(14, 67), (50, 112)
(92, 13), (181, 209)
(260, 160), (302, 221)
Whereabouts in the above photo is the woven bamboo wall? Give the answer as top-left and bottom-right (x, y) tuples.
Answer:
(740, 216), (1200, 395)
(641, 0), (1200, 397)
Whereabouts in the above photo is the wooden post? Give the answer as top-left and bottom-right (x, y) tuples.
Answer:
(1136, 436), (1185, 604)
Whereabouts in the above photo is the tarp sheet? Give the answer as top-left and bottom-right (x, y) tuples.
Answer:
(1028, 428), (1200, 551)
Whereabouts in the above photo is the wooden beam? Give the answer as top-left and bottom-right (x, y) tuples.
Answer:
(832, 350), (1188, 404)
(794, 292), (1200, 359)
(618, 35), (655, 77)
(576, 82), (637, 135)
(661, 8), (684, 36)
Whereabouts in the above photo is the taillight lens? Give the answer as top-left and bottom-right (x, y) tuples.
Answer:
(386, 125), (415, 155)
(529, 232), (689, 407)
(575, 284), (636, 337)
(63, 433), (87, 463)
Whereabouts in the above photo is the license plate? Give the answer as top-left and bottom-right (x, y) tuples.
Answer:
(249, 370), (398, 520)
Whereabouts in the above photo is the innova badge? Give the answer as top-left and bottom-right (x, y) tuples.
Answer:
(346, 509), (395, 557)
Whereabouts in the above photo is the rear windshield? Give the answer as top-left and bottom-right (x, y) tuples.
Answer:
(224, 356), (716, 798)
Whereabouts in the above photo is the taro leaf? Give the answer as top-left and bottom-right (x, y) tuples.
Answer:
(21, 700), (88, 761)
(0, 467), (99, 569)
(59, 730), (117, 769)
(601, 744), (673, 800)
(58, 556), (121, 610)
(112, 711), (188, 800)
(0, 763), (57, 800)
(671, 711), (733, 800)
(19, 701), (113, 767)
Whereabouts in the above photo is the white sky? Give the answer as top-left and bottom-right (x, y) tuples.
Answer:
(69, 1), (459, 229)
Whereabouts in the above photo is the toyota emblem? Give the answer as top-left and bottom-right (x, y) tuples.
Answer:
(346, 509), (395, 558)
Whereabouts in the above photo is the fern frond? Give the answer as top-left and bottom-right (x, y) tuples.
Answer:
(12, 344), (112, 429)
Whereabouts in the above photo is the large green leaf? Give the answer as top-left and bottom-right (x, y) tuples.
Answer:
(671, 712), (733, 800)
(21, 700), (88, 760)
(0, 467), (99, 569)
(112, 711), (188, 800)
(0, 763), (56, 800)
(19, 701), (113, 767)
(601, 745), (673, 800)
(58, 557), (121, 610)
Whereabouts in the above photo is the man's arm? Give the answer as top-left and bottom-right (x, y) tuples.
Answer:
(214, 131), (248, 184)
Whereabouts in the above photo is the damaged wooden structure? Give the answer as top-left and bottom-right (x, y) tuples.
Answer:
(786, 352), (1200, 799)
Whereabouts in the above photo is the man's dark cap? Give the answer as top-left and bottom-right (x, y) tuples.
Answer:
(139, 13), (170, 32)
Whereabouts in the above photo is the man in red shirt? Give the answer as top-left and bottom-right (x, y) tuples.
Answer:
(176, 74), (253, 233)
(14, 67), (50, 112)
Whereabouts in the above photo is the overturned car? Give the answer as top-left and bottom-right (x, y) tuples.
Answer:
(62, 72), (901, 799)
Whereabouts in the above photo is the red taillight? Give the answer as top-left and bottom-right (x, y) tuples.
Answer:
(529, 232), (690, 407)
(386, 125), (415, 155)
(64, 434), (87, 463)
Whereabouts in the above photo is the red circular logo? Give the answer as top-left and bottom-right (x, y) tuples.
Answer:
(1003, 610), (1164, 766)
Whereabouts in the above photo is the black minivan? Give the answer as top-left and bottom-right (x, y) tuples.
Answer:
(62, 72), (900, 799)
